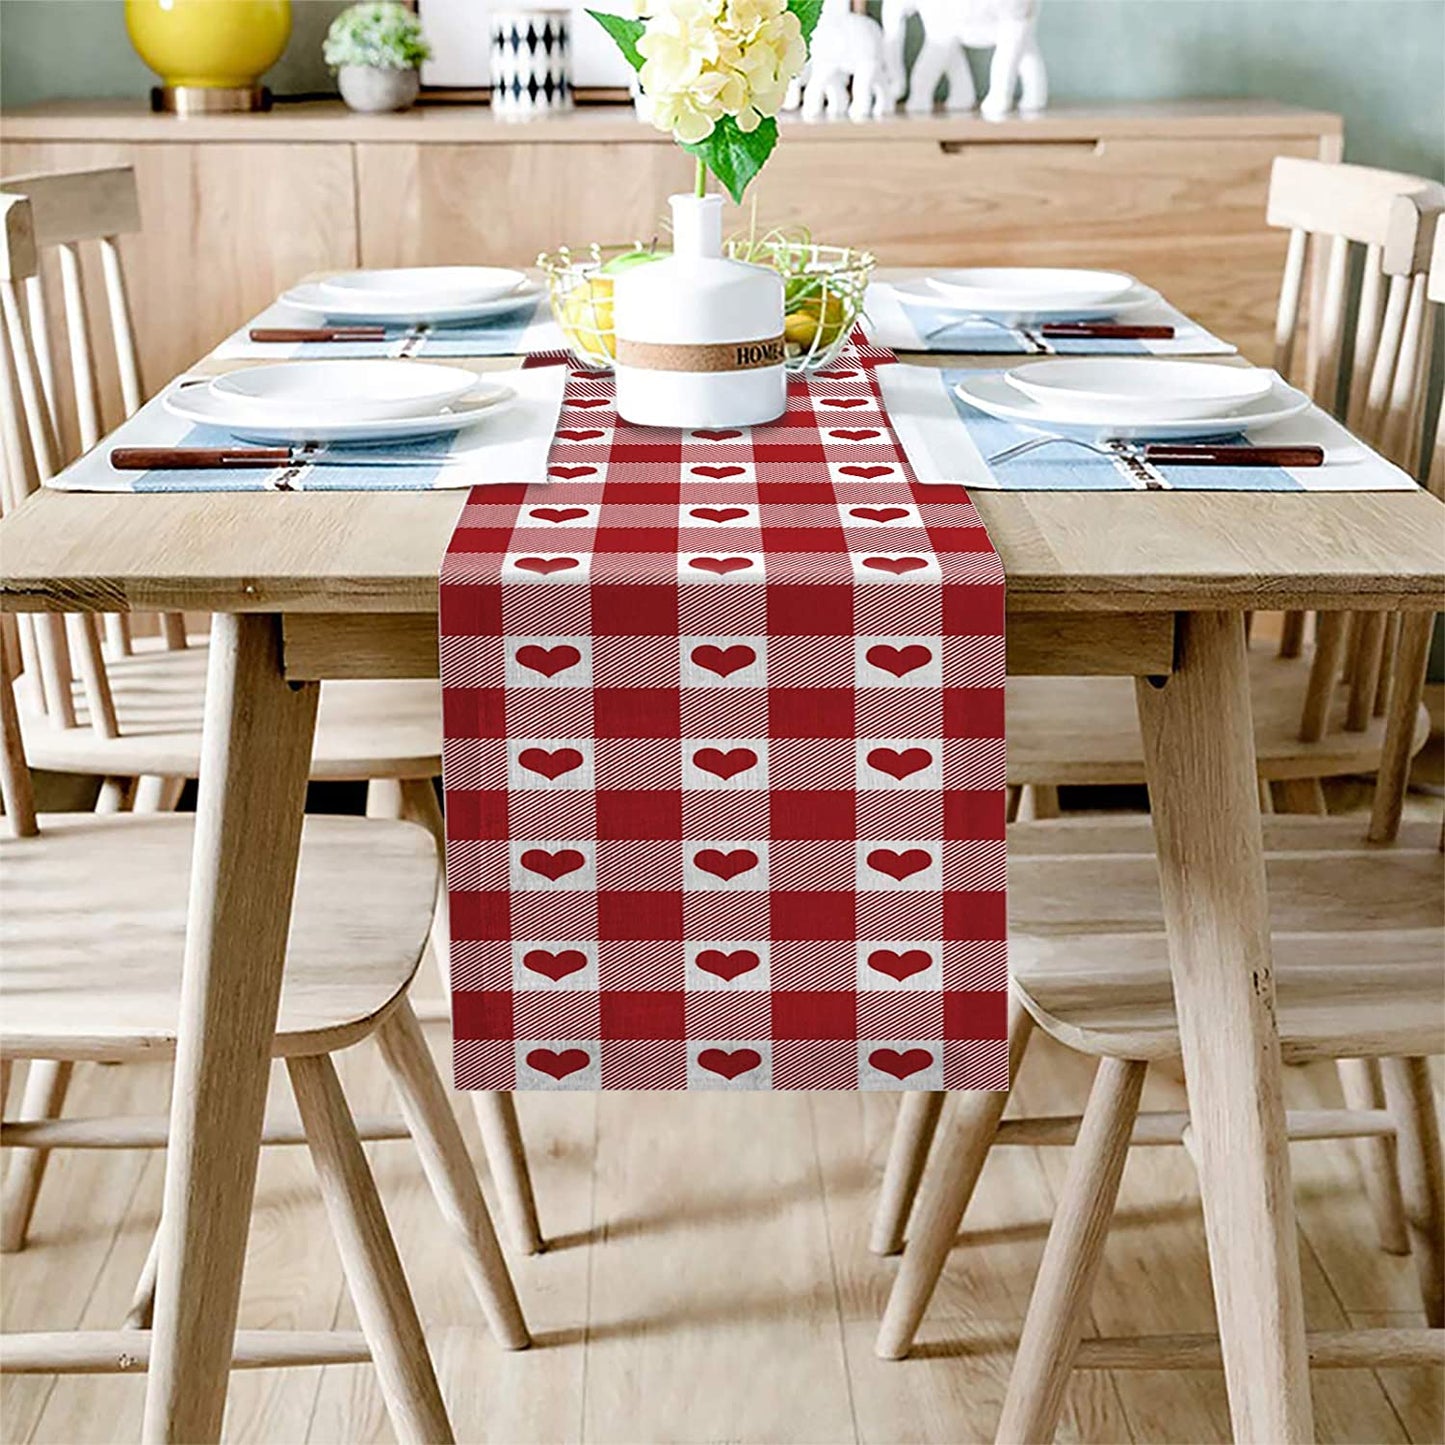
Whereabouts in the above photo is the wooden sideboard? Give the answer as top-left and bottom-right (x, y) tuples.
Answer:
(1, 99), (1341, 451)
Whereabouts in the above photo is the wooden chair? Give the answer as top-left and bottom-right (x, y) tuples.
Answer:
(0, 630), (529, 1443)
(868, 164), (1445, 1267)
(0, 177), (542, 1264)
(871, 244), (1445, 1396)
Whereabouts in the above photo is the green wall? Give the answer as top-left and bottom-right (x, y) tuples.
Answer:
(2, 0), (1442, 179)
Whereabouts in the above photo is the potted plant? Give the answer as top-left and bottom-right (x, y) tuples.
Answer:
(324, 1), (432, 113)
(589, 0), (821, 428)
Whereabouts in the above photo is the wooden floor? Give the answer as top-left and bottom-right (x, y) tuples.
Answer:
(3, 822), (1443, 1444)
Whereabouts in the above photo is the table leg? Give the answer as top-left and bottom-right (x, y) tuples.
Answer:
(141, 615), (319, 1444)
(1134, 610), (1313, 1443)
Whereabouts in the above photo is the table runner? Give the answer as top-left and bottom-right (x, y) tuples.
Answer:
(879, 365), (1421, 492)
(863, 282), (1236, 356)
(441, 356), (1008, 1091)
(45, 367), (568, 492)
(213, 293), (563, 360)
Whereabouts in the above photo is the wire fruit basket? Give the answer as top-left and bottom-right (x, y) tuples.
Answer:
(540, 235), (875, 373)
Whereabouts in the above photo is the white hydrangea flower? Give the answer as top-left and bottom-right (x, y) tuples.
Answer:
(632, 0), (807, 146)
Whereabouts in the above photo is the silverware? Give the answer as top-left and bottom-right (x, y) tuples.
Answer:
(986, 434), (1325, 488)
(110, 445), (460, 471)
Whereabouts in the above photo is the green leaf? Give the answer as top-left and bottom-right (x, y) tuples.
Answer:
(787, 0), (824, 45)
(684, 114), (778, 204)
(586, 9), (646, 72)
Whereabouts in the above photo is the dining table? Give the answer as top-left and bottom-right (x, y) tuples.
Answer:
(2, 269), (1442, 1445)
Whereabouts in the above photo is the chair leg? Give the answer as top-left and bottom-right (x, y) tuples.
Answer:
(1023, 784), (1061, 820)
(870, 1091), (945, 1256)
(995, 1056), (1147, 1445)
(471, 1092), (545, 1257)
(132, 775), (185, 813)
(1336, 1057), (1409, 1255)
(876, 997), (1034, 1359)
(399, 778), (451, 989)
(0, 1059), (74, 1252)
(375, 1001), (531, 1350)
(1380, 1057), (1444, 1327)
(125, 1226), (161, 1330)
(288, 1051), (455, 1445)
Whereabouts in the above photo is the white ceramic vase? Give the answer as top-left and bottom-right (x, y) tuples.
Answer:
(613, 194), (787, 429)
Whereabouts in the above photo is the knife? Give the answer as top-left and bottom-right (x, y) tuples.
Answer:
(1037, 322), (1176, 340)
(110, 446), (460, 470)
(248, 326), (388, 343)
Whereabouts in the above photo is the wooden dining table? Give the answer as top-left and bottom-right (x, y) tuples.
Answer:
(2, 292), (1442, 1444)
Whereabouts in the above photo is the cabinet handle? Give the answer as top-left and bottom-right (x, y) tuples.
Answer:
(937, 140), (1103, 158)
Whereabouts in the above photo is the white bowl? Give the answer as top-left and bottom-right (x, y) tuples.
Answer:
(319, 267), (528, 309)
(1006, 359), (1276, 422)
(209, 360), (479, 424)
(926, 267), (1136, 313)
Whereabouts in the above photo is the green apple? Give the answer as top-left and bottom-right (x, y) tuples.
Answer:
(600, 247), (665, 275)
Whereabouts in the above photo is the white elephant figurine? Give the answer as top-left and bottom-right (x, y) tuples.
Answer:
(881, 0), (1047, 121)
(787, 0), (901, 123)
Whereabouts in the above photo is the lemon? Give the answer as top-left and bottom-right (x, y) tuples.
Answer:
(561, 275), (615, 361)
(783, 291), (849, 356)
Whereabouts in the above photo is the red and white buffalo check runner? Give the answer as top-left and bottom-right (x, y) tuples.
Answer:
(440, 350), (1008, 1090)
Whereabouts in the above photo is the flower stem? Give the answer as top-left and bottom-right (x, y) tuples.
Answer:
(694, 155), (707, 199)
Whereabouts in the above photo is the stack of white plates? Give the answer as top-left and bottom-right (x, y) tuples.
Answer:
(954, 358), (1308, 441)
(891, 266), (1159, 324)
(165, 359), (515, 443)
(281, 266), (539, 325)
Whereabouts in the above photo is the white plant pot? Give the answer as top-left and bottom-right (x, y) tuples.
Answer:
(337, 65), (419, 113)
(613, 194), (786, 429)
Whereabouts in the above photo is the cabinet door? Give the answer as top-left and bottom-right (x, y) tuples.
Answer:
(357, 141), (693, 268)
(0, 139), (357, 452)
(730, 135), (1322, 362)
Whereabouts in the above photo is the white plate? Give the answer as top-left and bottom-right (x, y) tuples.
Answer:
(1005, 359), (1276, 422)
(164, 380), (515, 444)
(210, 360), (480, 424)
(927, 267), (1136, 313)
(886, 277), (1159, 324)
(279, 278), (542, 325)
(952, 371), (1310, 441)
(320, 266), (528, 309)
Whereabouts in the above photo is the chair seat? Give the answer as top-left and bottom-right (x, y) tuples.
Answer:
(1007, 645), (1429, 786)
(16, 637), (442, 781)
(0, 813), (437, 1061)
(1010, 817), (1445, 1063)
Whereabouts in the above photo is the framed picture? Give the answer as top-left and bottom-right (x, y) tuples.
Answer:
(418, 0), (637, 100)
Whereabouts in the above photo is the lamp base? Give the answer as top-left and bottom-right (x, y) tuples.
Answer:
(150, 85), (272, 115)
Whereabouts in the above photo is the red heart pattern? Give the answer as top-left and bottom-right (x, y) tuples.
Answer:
(438, 363), (1008, 1095)
(524, 948), (588, 981)
(693, 746), (757, 779)
(516, 644), (581, 678)
(527, 1047), (591, 1079)
(867, 746), (932, 780)
(865, 643), (932, 678)
(521, 848), (586, 881)
(698, 1047), (762, 1079)
(689, 556), (752, 575)
(868, 949), (933, 982)
(864, 556), (927, 575)
(869, 1047), (933, 1080)
(518, 746), (584, 780)
(696, 949), (760, 981)
(867, 847), (932, 881)
(694, 847), (758, 880)
(515, 556), (578, 576)
(690, 643), (755, 677)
